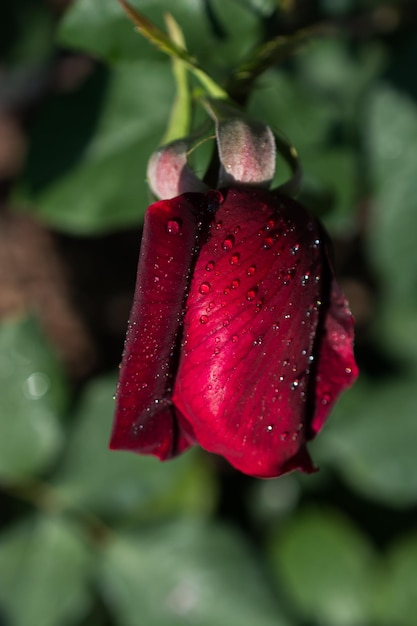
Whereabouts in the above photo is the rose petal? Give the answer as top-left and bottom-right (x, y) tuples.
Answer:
(173, 187), (330, 477)
(309, 278), (359, 437)
(110, 193), (207, 459)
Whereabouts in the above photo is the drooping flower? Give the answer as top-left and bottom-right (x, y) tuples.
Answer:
(110, 115), (358, 478)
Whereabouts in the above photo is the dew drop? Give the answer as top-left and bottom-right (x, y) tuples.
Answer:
(223, 319), (230, 327)
(199, 282), (211, 294)
(280, 432), (289, 442)
(283, 313), (291, 320)
(247, 265), (256, 276)
(266, 425), (274, 432)
(224, 287), (231, 295)
(345, 367), (352, 375)
(272, 322), (280, 331)
(291, 243), (300, 255)
(200, 315), (208, 324)
(312, 238), (320, 248)
(246, 287), (258, 301)
(231, 335), (239, 343)
(291, 379), (299, 390)
(321, 393), (331, 405)
(263, 236), (274, 249)
(301, 272), (310, 286)
(308, 355), (315, 363)
(230, 253), (240, 265)
(215, 220), (223, 230)
(253, 336), (263, 346)
(266, 219), (275, 230)
(206, 261), (215, 271)
(222, 235), (235, 250)
(282, 267), (296, 284)
(231, 278), (240, 289)
(213, 347), (220, 355)
(166, 219), (181, 234)
(234, 225), (241, 234)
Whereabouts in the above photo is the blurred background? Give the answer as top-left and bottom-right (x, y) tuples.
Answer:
(1, 0), (417, 625)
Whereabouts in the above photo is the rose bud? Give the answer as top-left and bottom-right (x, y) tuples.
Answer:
(110, 117), (358, 478)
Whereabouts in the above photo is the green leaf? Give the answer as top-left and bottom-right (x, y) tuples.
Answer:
(0, 515), (92, 626)
(313, 373), (417, 506)
(58, 0), (261, 76)
(366, 83), (417, 308)
(374, 531), (417, 626)
(297, 38), (385, 107)
(53, 374), (217, 520)
(15, 61), (174, 234)
(0, 316), (67, 480)
(248, 69), (337, 153)
(99, 521), (291, 626)
(269, 507), (376, 626)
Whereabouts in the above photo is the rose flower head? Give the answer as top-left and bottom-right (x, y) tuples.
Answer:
(110, 109), (358, 478)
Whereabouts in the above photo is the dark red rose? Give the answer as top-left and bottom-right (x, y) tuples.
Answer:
(110, 185), (358, 478)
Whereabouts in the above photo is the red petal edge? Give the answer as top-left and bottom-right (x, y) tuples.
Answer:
(309, 277), (359, 437)
(110, 193), (207, 459)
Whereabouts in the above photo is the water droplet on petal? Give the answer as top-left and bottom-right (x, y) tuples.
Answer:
(231, 278), (240, 289)
(263, 236), (274, 249)
(230, 253), (240, 265)
(280, 432), (289, 442)
(247, 265), (256, 276)
(266, 424), (274, 432)
(291, 243), (300, 255)
(166, 219), (181, 234)
(199, 282), (211, 294)
(291, 379), (299, 390)
(246, 287), (258, 301)
(206, 261), (215, 271)
(231, 335), (239, 343)
(215, 220), (223, 230)
(200, 315), (208, 324)
(301, 272), (310, 286)
(222, 235), (235, 250)
(321, 393), (331, 405)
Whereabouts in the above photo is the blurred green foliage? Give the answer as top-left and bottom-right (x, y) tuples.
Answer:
(1, 0), (417, 625)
